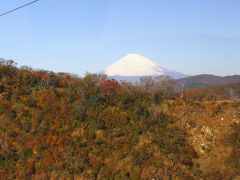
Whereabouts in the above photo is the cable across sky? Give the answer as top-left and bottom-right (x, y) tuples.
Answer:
(0, 0), (40, 17)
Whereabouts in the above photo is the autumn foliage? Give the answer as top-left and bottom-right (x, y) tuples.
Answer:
(0, 59), (239, 179)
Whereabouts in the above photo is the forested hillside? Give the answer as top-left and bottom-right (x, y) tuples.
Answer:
(0, 60), (239, 179)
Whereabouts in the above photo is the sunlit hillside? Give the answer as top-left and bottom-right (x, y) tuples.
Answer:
(0, 60), (239, 179)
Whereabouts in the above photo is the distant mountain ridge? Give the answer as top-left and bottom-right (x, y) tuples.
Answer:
(101, 53), (240, 87)
(177, 74), (240, 88)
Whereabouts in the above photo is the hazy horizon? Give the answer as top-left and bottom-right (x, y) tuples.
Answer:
(1, 0), (240, 76)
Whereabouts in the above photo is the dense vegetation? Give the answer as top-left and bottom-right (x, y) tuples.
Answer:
(0, 59), (239, 179)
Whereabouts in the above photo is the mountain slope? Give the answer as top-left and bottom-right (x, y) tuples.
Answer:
(102, 54), (187, 81)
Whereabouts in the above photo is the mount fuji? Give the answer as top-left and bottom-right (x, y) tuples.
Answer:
(101, 54), (187, 82)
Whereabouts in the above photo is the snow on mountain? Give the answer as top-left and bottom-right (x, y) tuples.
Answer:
(102, 54), (187, 81)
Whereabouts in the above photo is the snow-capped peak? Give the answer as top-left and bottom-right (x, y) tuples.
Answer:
(104, 53), (166, 77)
(103, 53), (187, 80)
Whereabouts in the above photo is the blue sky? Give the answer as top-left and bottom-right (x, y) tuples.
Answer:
(0, 0), (240, 76)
